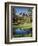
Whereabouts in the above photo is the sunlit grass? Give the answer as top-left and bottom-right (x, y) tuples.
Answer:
(13, 23), (32, 29)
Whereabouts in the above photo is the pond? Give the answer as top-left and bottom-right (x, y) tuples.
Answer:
(12, 28), (32, 37)
(15, 28), (32, 34)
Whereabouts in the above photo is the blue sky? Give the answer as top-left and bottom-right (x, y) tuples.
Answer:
(15, 7), (32, 14)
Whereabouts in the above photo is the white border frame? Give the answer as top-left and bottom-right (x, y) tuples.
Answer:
(9, 4), (36, 42)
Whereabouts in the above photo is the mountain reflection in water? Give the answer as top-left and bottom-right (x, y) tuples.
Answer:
(15, 28), (32, 34)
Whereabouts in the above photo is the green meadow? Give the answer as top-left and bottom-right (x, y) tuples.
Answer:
(14, 23), (32, 29)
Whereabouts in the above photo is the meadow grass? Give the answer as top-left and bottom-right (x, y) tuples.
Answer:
(14, 23), (32, 29)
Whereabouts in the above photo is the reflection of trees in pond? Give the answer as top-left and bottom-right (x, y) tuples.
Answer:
(12, 28), (32, 37)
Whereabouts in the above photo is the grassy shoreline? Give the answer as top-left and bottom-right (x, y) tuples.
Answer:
(14, 33), (32, 37)
(12, 23), (32, 29)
